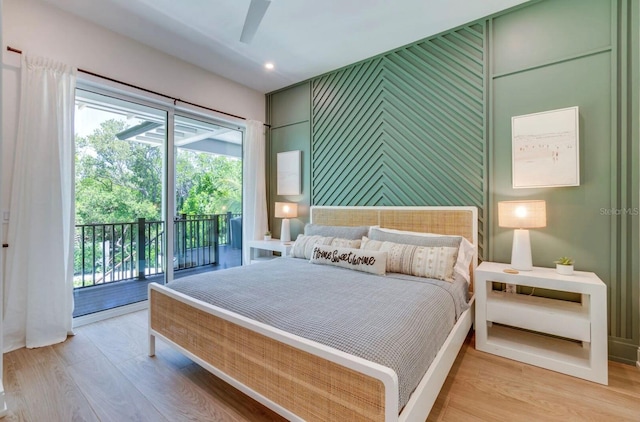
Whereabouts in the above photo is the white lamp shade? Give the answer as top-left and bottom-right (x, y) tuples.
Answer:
(498, 200), (546, 229)
(274, 202), (298, 218)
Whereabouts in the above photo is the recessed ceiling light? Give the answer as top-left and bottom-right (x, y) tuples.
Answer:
(265, 62), (274, 70)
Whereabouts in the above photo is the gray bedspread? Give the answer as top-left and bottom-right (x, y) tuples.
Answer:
(166, 257), (469, 410)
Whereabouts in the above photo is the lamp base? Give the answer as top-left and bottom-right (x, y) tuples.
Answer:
(511, 229), (533, 271)
(280, 218), (291, 242)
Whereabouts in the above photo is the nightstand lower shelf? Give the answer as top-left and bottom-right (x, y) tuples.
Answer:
(247, 239), (292, 264)
(484, 324), (591, 372)
(486, 291), (590, 342)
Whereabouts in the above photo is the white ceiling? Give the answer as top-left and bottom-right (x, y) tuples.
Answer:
(42, 0), (530, 93)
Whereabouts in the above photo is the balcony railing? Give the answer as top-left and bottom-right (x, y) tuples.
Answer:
(74, 213), (241, 289)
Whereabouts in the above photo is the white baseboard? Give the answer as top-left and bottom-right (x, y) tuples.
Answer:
(73, 300), (148, 328)
(637, 347), (640, 370)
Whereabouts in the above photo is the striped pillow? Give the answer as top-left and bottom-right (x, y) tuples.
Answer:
(368, 227), (474, 283)
(361, 237), (458, 282)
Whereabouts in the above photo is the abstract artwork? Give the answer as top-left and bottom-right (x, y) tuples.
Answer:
(512, 106), (579, 188)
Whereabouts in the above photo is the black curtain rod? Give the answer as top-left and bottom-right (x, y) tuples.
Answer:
(7, 46), (269, 127)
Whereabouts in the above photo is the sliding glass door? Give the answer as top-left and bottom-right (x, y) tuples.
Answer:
(74, 89), (167, 317)
(73, 89), (244, 317)
(173, 115), (243, 276)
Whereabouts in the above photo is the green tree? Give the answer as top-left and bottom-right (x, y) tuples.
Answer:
(176, 150), (242, 216)
(75, 118), (242, 224)
(75, 119), (162, 224)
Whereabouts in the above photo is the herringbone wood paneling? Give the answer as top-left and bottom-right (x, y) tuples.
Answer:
(311, 24), (487, 256)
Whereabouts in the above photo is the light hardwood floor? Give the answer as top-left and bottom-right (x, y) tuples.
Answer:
(3, 310), (640, 421)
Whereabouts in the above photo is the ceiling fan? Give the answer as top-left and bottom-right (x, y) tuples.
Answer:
(240, 0), (272, 43)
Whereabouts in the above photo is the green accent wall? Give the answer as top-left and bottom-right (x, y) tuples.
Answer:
(267, 0), (639, 363)
(310, 24), (488, 256)
(267, 83), (311, 240)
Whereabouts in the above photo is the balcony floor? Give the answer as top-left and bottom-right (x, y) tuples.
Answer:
(73, 245), (242, 317)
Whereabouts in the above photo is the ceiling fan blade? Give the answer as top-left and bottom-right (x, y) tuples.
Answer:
(240, 0), (271, 44)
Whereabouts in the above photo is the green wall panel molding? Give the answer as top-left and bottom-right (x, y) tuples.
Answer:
(492, 0), (612, 76)
(267, 83), (311, 241)
(311, 24), (487, 257)
(629, 0), (640, 364)
(266, 0), (639, 363)
(269, 82), (311, 128)
(610, 0), (639, 351)
(490, 0), (638, 362)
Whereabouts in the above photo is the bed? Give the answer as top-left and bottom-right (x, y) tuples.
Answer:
(148, 206), (478, 421)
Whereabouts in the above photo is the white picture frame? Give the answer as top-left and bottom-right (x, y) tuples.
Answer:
(277, 150), (301, 195)
(512, 106), (580, 189)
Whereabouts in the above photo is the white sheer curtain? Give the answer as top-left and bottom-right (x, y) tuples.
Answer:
(242, 120), (268, 265)
(4, 55), (76, 351)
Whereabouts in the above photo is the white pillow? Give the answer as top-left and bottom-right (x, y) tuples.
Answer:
(310, 245), (387, 275)
(291, 235), (361, 260)
(454, 237), (475, 283)
(371, 227), (475, 282)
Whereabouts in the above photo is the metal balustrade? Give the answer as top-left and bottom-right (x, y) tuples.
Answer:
(74, 213), (240, 289)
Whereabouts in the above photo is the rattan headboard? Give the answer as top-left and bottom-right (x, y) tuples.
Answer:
(310, 206), (478, 288)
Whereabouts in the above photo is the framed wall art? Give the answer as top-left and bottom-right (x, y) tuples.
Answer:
(512, 106), (579, 189)
(277, 150), (301, 195)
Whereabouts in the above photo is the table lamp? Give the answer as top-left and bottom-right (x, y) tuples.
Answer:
(498, 200), (546, 271)
(274, 202), (298, 242)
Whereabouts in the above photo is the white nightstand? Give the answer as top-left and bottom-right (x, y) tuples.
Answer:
(247, 239), (292, 264)
(475, 261), (608, 385)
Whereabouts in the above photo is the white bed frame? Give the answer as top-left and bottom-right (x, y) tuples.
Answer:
(149, 206), (477, 421)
